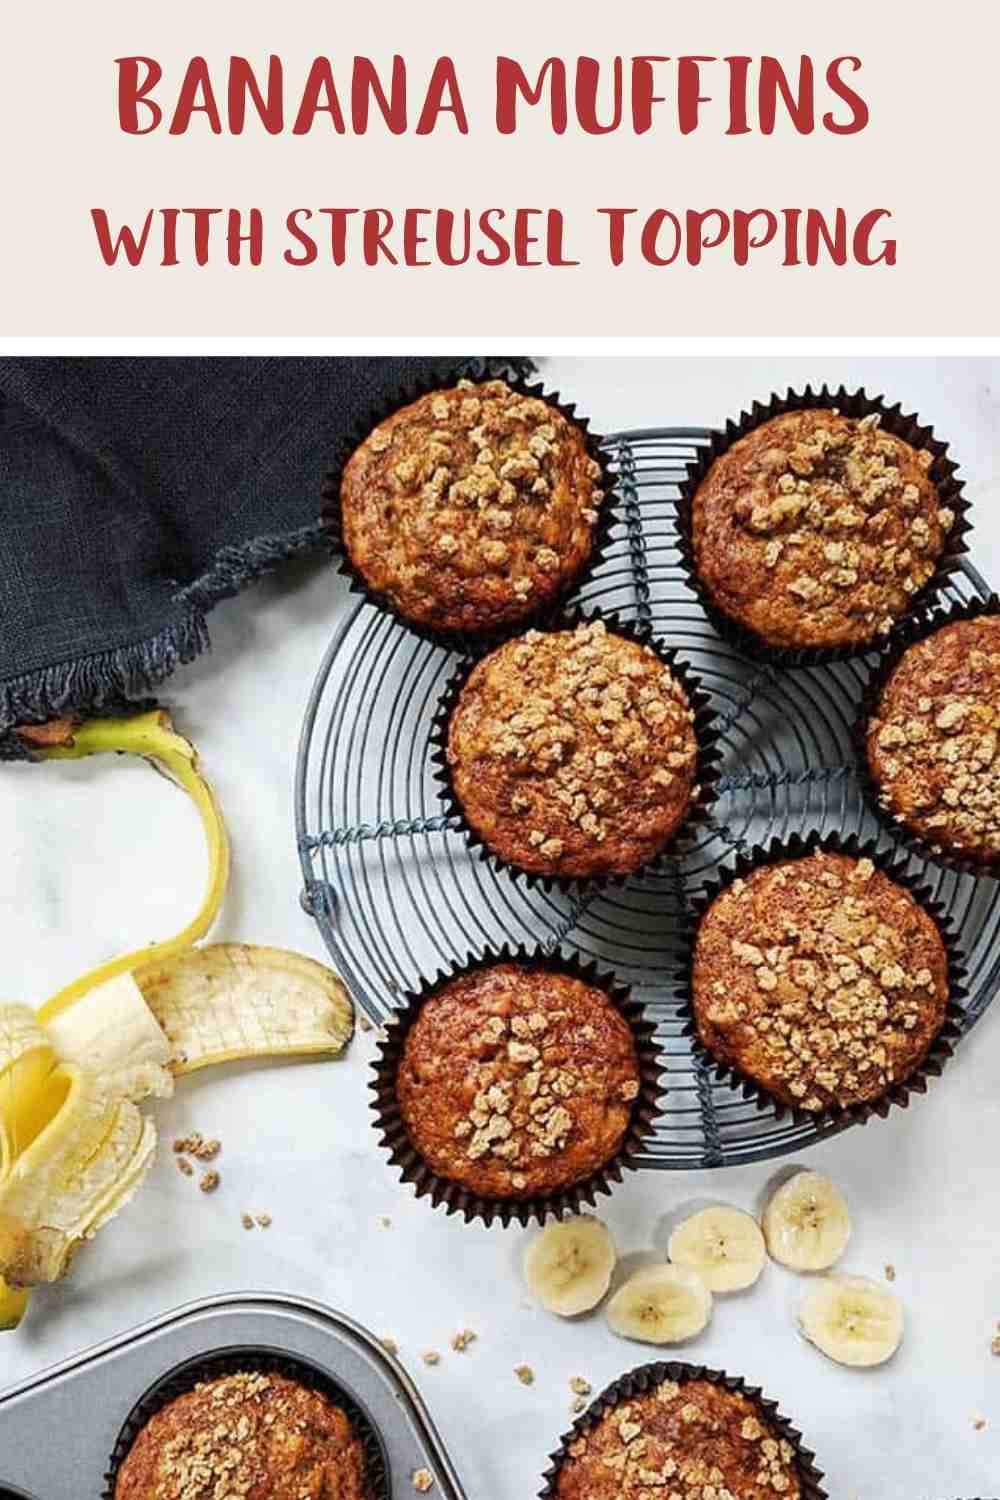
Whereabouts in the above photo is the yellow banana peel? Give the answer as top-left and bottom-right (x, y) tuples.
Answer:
(37, 710), (230, 1024)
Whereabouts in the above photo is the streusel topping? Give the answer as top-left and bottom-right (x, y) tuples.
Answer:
(693, 851), (949, 1111)
(692, 409), (952, 649)
(447, 620), (700, 877)
(396, 963), (640, 1200)
(340, 379), (605, 633)
(555, 1377), (802, 1499)
(867, 615), (1000, 865)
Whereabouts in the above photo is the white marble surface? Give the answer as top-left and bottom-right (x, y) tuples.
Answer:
(1, 356), (999, 1499)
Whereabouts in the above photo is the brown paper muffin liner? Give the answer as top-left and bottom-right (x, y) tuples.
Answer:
(103, 1346), (389, 1500)
(538, 1359), (827, 1500)
(676, 386), (972, 668)
(370, 943), (665, 1229)
(677, 828), (968, 1131)
(854, 592), (1000, 880)
(429, 606), (723, 896)
(320, 361), (619, 654)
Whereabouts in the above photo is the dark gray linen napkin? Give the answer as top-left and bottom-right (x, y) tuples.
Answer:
(0, 356), (524, 756)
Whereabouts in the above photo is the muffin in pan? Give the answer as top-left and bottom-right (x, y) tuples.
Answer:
(865, 611), (1000, 871)
(549, 1369), (809, 1500)
(393, 960), (643, 1202)
(691, 849), (951, 1114)
(443, 618), (703, 882)
(690, 407), (954, 652)
(336, 377), (608, 636)
(112, 1369), (370, 1500)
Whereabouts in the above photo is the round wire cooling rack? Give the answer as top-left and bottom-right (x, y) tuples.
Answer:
(296, 426), (1000, 1171)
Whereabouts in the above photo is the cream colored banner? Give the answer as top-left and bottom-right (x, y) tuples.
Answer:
(1, 0), (996, 336)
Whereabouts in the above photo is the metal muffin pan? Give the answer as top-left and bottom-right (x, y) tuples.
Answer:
(0, 1292), (468, 1499)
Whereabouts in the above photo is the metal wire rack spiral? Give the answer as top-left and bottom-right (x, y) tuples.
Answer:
(296, 426), (1000, 1170)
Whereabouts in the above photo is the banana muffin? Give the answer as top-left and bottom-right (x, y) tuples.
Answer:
(337, 378), (606, 634)
(554, 1374), (803, 1499)
(692, 850), (949, 1112)
(866, 613), (1000, 869)
(395, 961), (642, 1201)
(445, 620), (701, 880)
(114, 1370), (369, 1500)
(691, 408), (953, 651)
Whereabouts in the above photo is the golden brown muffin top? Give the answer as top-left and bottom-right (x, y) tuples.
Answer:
(340, 378), (604, 633)
(867, 615), (1000, 865)
(447, 621), (699, 878)
(555, 1376), (802, 1499)
(692, 851), (949, 1112)
(692, 410), (952, 650)
(396, 963), (641, 1199)
(113, 1371), (368, 1500)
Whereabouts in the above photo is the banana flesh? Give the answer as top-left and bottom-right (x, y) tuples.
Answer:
(763, 1171), (851, 1272)
(523, 1216), (617, 1317)
(668, 1206), (766, 1293)
(799, 1273), (904, 1367)
(136, 944), (354, 1072)
(46, 973), (174, 1104)
(606, 1264), (713, 1345)
(0, 1064), (156, 1286)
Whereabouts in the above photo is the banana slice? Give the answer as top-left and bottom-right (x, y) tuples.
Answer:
(606, 1265), (712, 1345)
(0, 1064), (156, 1286)
(524, 1216), (616, 1316)
(668, 1206), (766, 1292)
(799, 1274), (903, 1367)
(762, 1171), (851, 1271)
(46, 973), (174, 1104)
(136, 944), (354, 1073)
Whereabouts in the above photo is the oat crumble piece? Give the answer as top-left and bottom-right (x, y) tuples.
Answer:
(380, 1337), (399, 1356)
(175, 1156), (193, 1177)
(241, 1213), (255, 1230)
(198, 1170), (220, 1193)
(422, 1351), (441, 1367)
(412, 1468), (435, 1492)
(514, 1364), (535, 1386)
(884, 1263), (896, 1282)
(255, 1213), (272, 1229)
(451, 1329), (477, 1353)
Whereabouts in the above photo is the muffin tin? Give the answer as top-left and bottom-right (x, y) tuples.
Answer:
(296, 423), (1000, 1171)
(0, 1293), (468, 1499)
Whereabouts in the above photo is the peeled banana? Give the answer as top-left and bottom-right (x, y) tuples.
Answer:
(606, 1264), (713, 1345)
(523, 1216), (616, 1317)
(763, 1171), (851, 1272)
(798, 1273), (904, 1367)
(0, 710), (354, 1330)
(668, 1206), (766, 1293)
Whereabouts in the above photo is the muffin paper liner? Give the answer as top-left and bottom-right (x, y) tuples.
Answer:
(676, 385), (972, 668)
(676, 828), (968, 1131)
(428, 606), (724, 897)
(370, 943), (665, 1229)
(320, 360), (619, 654)
(103, 1346), (389, 1500)
(854, 593), (1000, 880)
(538, 1359), (827, 1500)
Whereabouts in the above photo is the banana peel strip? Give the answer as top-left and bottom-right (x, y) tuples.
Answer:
(136, 944), (355, 1073)
(36, 710), (230, 1025)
